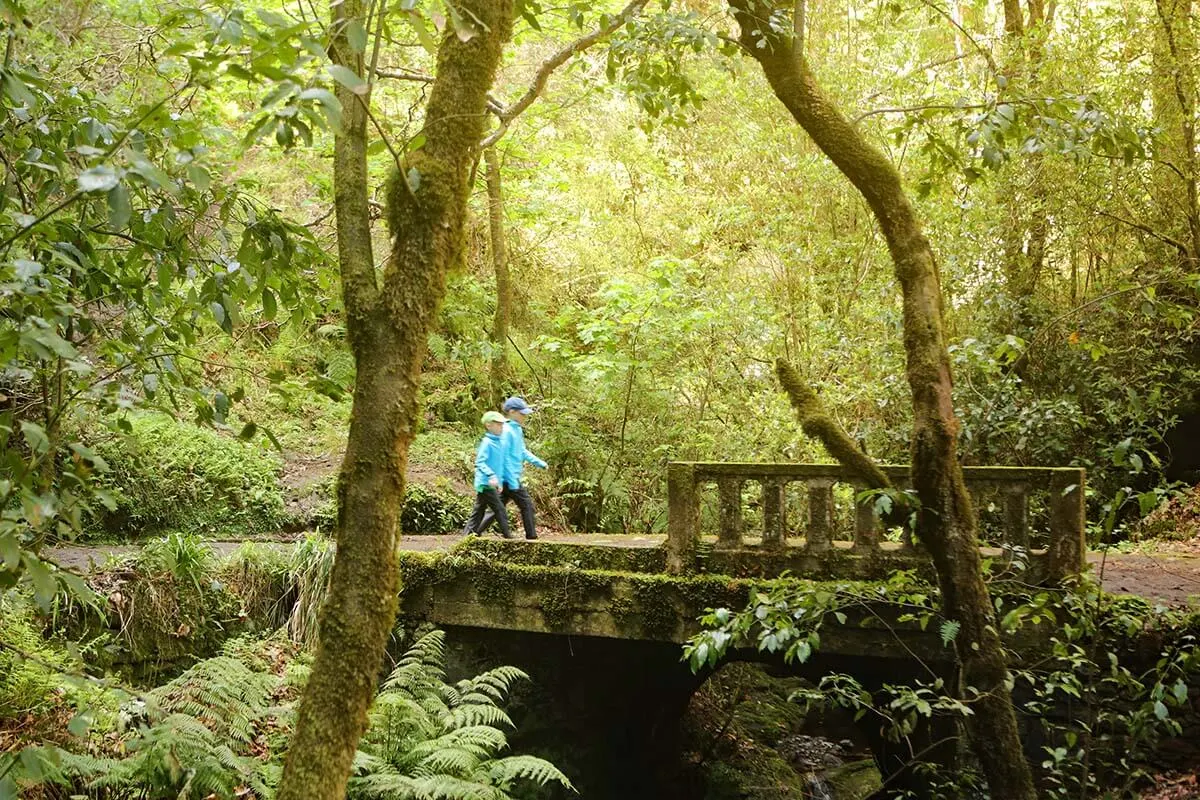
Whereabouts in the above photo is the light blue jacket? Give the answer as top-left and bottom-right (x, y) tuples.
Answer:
(501, 419), (547, 489)
(473, 432), (505, 492)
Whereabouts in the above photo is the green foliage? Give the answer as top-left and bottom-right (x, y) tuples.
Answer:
(89, 415), (286, 538)
(0, 593), (65, 718)
(401, 483), (473, 534)
(5, 627), (569, 800)
(687, 571), (1200, 798)
(350, 630), (574, 800)
(286, 532), (336, 649)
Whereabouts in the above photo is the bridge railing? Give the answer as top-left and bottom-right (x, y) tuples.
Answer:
(664, 462), (1086, 583)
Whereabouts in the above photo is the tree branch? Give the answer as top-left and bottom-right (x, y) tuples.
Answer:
(480, 0), (650, 148)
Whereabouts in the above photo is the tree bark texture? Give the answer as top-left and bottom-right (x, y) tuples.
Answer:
(276, 2), (513, 798)
(726, 2), (1036, 797)
(485, 146), (511, 407)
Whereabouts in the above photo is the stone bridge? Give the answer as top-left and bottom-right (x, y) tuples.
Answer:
(395, 461), (1086, 798)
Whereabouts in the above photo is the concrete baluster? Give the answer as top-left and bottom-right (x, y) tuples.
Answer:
(665, 463), (700, 574)
(805, 479), (834, 553)
(761, 478), (786, 550)
(853, 482), (880, 553)
(716, 477), (744, 550)
(1003, 484), (1030, 551)
(1047, 470), (1086, 584)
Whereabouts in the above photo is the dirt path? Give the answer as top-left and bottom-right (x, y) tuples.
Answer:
(1088, 549), (1200, 606)
(48, 535), (1200, 606)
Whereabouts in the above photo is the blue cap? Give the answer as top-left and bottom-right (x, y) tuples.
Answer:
(502, 396), (534, 414)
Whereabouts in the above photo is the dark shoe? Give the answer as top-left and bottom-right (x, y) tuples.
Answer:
(525, 535), (538, 540)
(494, 529), (514, 539)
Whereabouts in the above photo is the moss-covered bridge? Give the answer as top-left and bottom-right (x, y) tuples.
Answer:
(396, 459), (1087, 797)
(400, 461), (1086, 649)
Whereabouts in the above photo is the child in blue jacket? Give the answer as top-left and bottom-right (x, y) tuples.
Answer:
(463, 411), (512, 538)
(477, 396), (547, 539)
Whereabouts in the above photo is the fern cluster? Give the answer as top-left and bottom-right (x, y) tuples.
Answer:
(6, 630), (571, 800)
(350, 630), (574, 800)
(8, 647), (283, 798)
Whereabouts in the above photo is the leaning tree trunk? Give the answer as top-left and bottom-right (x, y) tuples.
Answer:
(726, 2), (1036, 797)
(485, 145), (511, 407)
(276, 2), (513, 798)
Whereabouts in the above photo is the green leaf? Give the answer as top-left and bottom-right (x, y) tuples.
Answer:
(0, 533), (20, 571)
(347, 19), (369, 53)
(299, 87), (343, 131)
(256, 7), (291, 28)
(23, 555), (56, 610)
(327, 64), (368, 95)
(67, 713), (92, 737)
(77, 166), (119, 193)
(1154, 700), (1169, 721)
(262, 287), (278, 320)
(20, 420), (49, 454)
(107, 182), (131, 230)
(3, 71), (38, 108)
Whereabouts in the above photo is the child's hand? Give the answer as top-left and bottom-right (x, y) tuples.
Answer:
(489, 476), (500, 488)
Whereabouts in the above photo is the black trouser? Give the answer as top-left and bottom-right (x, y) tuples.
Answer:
(478, 485), (537, 539)
(464, 488), (511, 538)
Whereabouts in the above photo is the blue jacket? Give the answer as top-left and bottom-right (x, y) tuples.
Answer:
(501, 419), (547, 489)
(473, 432), (505, 492)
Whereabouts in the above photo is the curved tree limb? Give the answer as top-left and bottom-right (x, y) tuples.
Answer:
(776, 359), (891, 490)
(728, 2), (1036, 797)
(480, 0), (651, 148)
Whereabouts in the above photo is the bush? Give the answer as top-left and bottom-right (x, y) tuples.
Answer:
(401, 483), (472, 534)
(88, 414), (286, 538)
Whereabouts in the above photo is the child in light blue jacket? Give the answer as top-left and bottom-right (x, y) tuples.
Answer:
(477, 396), (547, 539)
(463, 411), (512, 538)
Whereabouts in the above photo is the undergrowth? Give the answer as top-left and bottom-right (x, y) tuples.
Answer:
(2, 628), (571, 800)
(87, 414), (286, 539)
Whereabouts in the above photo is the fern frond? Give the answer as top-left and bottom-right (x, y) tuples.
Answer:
(484, 755), (575, 791)
(443, 704), (513, 731)
(352, 770), (424, 799)
(443, 725), (508, 755)
(407, 773), (508, 800)
(410, 745), (483, 778)
(148, 655), (276, 745)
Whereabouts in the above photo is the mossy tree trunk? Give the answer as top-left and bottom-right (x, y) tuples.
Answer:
(726, 2), (1036, 797)
(275, 2), (513, 798)
(485, 145), (511, 407)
